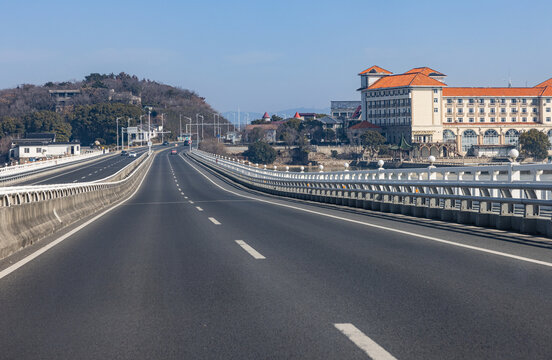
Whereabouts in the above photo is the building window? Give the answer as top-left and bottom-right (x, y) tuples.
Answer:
(24, 148), (30, 154)
(533, 108), (538, 113)
(547, 98), (551, 103)
(479, 98), (485, 104)
(501, 108), (506, 113)
(501, 117), (506, 122)
(457, 118), (463, 123)
(447, 117), (452, 123)
(490, 117), (496, 122)
(458, 99), (463, 104)
(461, 129), (478, 152)
(469, 108), (474, 113)
(522, 98), (527, 104)
(547, 107), (551, 112)
(490, 108), (496, 114)
(511, 98), (517, 104)
(505, 129), (520, 145)
(533, 117), (538, 122)
(501, 98), (506, 104)
(479, 117), (485, 122)
(511, 117), (517, 122)
(522, 108), (527, 113)
(434, 98), (438, 103)
(483, 129), (499, 145)
(447, 99), (453, 104)
(458, 109), (463, 114)
(447, 108), (452, 114)
(433, 89), (438, 94)
(443, 130), (455, 143)
(36, 148), (42, 153)
(547, 117), (552, 122)
(490, 99), (496, 104)
(469, 117), (474, 123)
(469, 98), (475, 104)
(434, 108), (438, 112)
(522, 117), (527, 122)
(479, 108), (484, 114)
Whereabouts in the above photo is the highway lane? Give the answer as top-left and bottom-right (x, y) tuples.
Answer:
(0, 149), (551, 359)
(14, 148), (150, 186)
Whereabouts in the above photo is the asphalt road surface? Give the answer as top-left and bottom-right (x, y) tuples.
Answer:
(1, 149), (551, 359)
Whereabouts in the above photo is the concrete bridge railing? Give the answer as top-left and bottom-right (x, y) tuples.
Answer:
(0, 151), (154, 260)
(190, 150), (552, 238)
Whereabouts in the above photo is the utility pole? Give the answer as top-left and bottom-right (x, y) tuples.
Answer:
(139, 115), (144, 145)
(161, 113), (165, 143)
(116, 117), (120, 151)
(127, 118), (131, 149)
(179, 114), (182, 140)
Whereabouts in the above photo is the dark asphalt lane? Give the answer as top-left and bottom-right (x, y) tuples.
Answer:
(0, 149), (551, 359)
(15, 148), (149, 186)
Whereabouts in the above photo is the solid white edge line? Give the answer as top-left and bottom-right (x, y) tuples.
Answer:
(334, 323), (397, 360)
(235, 240), (265, 259)
(181, 153), (552, 268)
(0, 155), (155, 281)
(208, 217), (220, 225)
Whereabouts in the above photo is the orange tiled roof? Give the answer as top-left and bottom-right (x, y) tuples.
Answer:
(359, 65), (392, 75)
(366, 73), (446, 90)
(404, 67), (445, 77)
(535, 78), (552, 88)
(443, 87), (547, 97)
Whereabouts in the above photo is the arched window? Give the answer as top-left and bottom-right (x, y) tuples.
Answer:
(461, 130), (478, 153)
(443, 130), (455, 143)
(483, 129), (499, 145)
(505, 129), (519, 146)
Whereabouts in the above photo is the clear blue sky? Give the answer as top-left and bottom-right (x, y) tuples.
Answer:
(1, 0), (551, 113)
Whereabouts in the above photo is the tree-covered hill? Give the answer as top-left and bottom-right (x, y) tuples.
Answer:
(0, 72), (230, 155)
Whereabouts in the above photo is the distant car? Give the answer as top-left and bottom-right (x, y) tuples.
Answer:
(128, 152), (137, 157)
(121, 150), (128, 156)
(184, 140), (192, 146)
(171, 149), (177, 155)
(163, 141), (170, 146)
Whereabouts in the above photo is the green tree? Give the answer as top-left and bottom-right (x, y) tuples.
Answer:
(247, 127), (266, 143)
(244, 141), (277, 164)
(271, 115), (283, 122)
(70, 103), (142, 145)
(23, 110), (72, 141)
(519, 129), (550, 160)
(360, 130), (386, 158)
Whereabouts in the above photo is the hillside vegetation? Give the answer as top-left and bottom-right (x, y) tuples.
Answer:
(0, 72), (229, 155)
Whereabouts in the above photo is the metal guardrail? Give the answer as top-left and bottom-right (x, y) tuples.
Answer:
(0, 151), (105, 178)
(190, 150), (552, 236)
(0, 151), (150, 207)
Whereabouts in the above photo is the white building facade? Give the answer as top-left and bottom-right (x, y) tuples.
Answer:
(358, 66), (552, 157)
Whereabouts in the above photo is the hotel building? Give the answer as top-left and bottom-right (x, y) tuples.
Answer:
(358, 66), (552, 157)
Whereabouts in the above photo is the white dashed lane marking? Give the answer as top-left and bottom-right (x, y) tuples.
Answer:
(334, 323), (397, 360)
(235, 240), (265, 259)
(208, 217), (219, 225)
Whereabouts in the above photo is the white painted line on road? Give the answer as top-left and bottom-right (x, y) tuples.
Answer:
(53, 208), (62, 223)
(182, 154), (552, 269)
(0, 153), (155, 281)
(334, 323), (397, 360)
(73, 180), (78, 183)
(189, 200), (194, 204)
(181, 192), (185, 195)
(88, 173), (92, 176)
(196, 206), (203, 211)
(235, 240), (265, 259)
(184, 196), (188, 199)
(208, 217), (220, 225)
(81, 176), (86, 179)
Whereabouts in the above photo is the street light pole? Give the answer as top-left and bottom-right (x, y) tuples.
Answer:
(161, 113), (165, 143)
(116, 117), (120, 151)
(179, 114), (182, 141)
(127, 118), (131, 149)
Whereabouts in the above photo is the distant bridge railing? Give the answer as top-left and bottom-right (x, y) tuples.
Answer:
(0, 150), (106, 183)
(190, 150), (552, 237)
